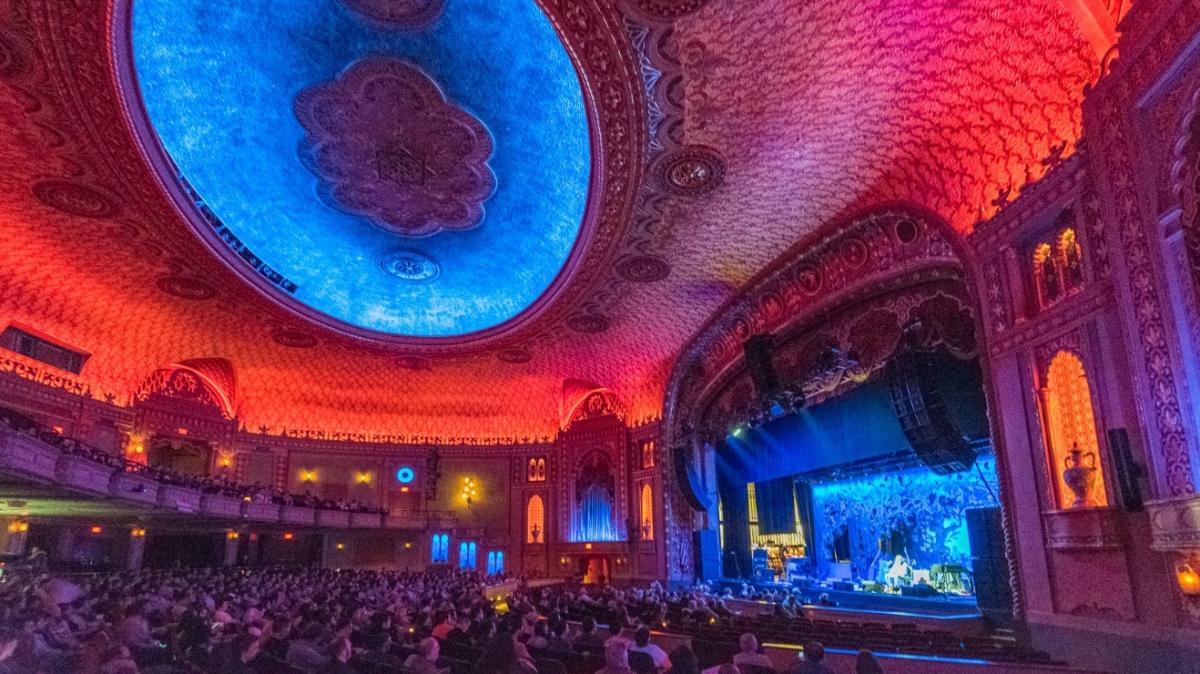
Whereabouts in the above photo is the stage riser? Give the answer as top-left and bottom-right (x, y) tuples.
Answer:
(759, 646), (1110, 674)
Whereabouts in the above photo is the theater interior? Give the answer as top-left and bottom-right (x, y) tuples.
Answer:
(0, 1), (1199, 673)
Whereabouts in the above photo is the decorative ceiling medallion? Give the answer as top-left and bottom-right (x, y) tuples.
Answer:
(396, 355), (433, 370)
(294, 57), (496, 237)
(627, 0), (712, 20)
(796, 265), (823, 295)
(655, 145), (725, 196)
(895, 217), (920, 244)
(379, 248), (440, 282)
(567, 314), (610, 334)
(841, 238), (869, 267)
(272, 329), (319, 349)
(616, 254), (671, 282)
(32, 179), (119, 218)
(497, 347), (532, 364)
(155, 275), (217, 301)
(340, 0), (444, 30)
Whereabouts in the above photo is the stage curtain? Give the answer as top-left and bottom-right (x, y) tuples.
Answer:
(719, 484), (751, 578)
(794, 480), (816, 554)
(755, 475), (796, 534)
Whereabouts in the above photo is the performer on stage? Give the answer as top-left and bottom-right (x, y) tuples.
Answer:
(885, 554), (911, 589)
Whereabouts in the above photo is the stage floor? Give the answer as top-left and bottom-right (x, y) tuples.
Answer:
(716, 579), (983, 632)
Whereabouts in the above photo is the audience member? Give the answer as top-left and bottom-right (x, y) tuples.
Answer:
(732, 632), (772, 670)
(789, 641), (835, 674)
(855, 649), (885, 674)
(629, 625), (670, 670)
(405, 637), (443, 674)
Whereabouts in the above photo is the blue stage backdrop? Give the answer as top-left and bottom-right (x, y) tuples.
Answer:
(810, 455), (999, 578)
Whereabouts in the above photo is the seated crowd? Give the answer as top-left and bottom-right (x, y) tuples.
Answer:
(0, 412), (386, 515)
(0, 565), (905, 674)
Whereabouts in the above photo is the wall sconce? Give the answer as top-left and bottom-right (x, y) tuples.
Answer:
(89, 525), (103, 535)
(404, 542), (412, 549)
(461, 477), (478, 507)
(6, 521), (28, 534)
(130, 527), (146, 538)
(335, 542), (345, 550)
(559, 556), (569, 566)
(176, 427), (188, 436)
(218, 453), (234, 469)
(300, 470), (317, 483)
(355, 472), (372, 485)
(1177, 563), (1200, 597)
(400, 486), (410, 493)
(282, 532), (294, 541)
(226, 531), (240, 540)
(584, 543), (593, 550)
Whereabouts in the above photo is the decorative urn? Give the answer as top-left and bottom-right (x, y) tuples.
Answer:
(1062, 444), (1098, 508)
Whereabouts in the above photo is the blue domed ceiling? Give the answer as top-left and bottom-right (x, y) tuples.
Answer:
(131, 0), (590, 338)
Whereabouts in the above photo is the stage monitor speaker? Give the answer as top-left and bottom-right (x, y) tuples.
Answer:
(743, 334), (779, 399)
(693, 529), (722, 581)
(1107, 428), (1145, 512)
(673, 444), (712, 511)
(971, 556), (1014, 613)
(901, 584), (940, 598)
(965, 507), (1005, 560)
(887, 350), (978, 474)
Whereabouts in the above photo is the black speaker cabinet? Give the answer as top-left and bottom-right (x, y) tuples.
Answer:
(1107, 428), (1145, 512)
(965, 507), (1005, 560)
(887, 350), (977, 474)
(743, 334), (780, 399)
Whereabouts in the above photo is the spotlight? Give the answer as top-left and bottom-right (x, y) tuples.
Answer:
(729, 423), (750, 439)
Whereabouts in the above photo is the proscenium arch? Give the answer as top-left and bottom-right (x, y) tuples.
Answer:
(658, 202), (1022, 623)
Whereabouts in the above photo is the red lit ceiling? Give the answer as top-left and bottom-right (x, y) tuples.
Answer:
(0, 0), (1097, 439)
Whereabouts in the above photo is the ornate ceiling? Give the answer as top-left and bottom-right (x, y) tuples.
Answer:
(0, 0), (1098, 439)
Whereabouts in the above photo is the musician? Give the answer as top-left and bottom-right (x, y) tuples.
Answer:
(885, 554), (911, 588)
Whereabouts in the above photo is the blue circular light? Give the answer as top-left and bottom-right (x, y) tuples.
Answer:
(396, 467), (415, 484)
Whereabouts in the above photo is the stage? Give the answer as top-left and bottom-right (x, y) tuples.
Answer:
(714, 579), (984, 633)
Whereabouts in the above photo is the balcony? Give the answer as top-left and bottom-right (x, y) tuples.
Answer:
(200, 493), (243, 519)
(316, 509), (351, 528)
(109, 471), (161, 507)
(56, 454), (116, 496)
(281, 505), (317, 526)
(0, 430), (61, 482)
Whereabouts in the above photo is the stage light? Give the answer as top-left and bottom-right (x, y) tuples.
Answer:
(396, 466), (415, 484)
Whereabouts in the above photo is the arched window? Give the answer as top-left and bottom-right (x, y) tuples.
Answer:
(431, 533), (449, 563)
(1031, 219), (1085, 312)
(526, 494), (545, 543)
(457, 541), (477, 569)
(527, 457), (546, 482)
(486, 551), (505, 575)
(1042, 350), (1108, 508)
(641, 441), (656, 469)
(640, 483), (654, 541)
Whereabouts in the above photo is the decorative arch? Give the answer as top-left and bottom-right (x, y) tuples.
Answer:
(658, 204), (1009, 601)
(526, 494), (545, 543)
(133, 360), (237, 419)
(1040, 349), (1108, 508)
